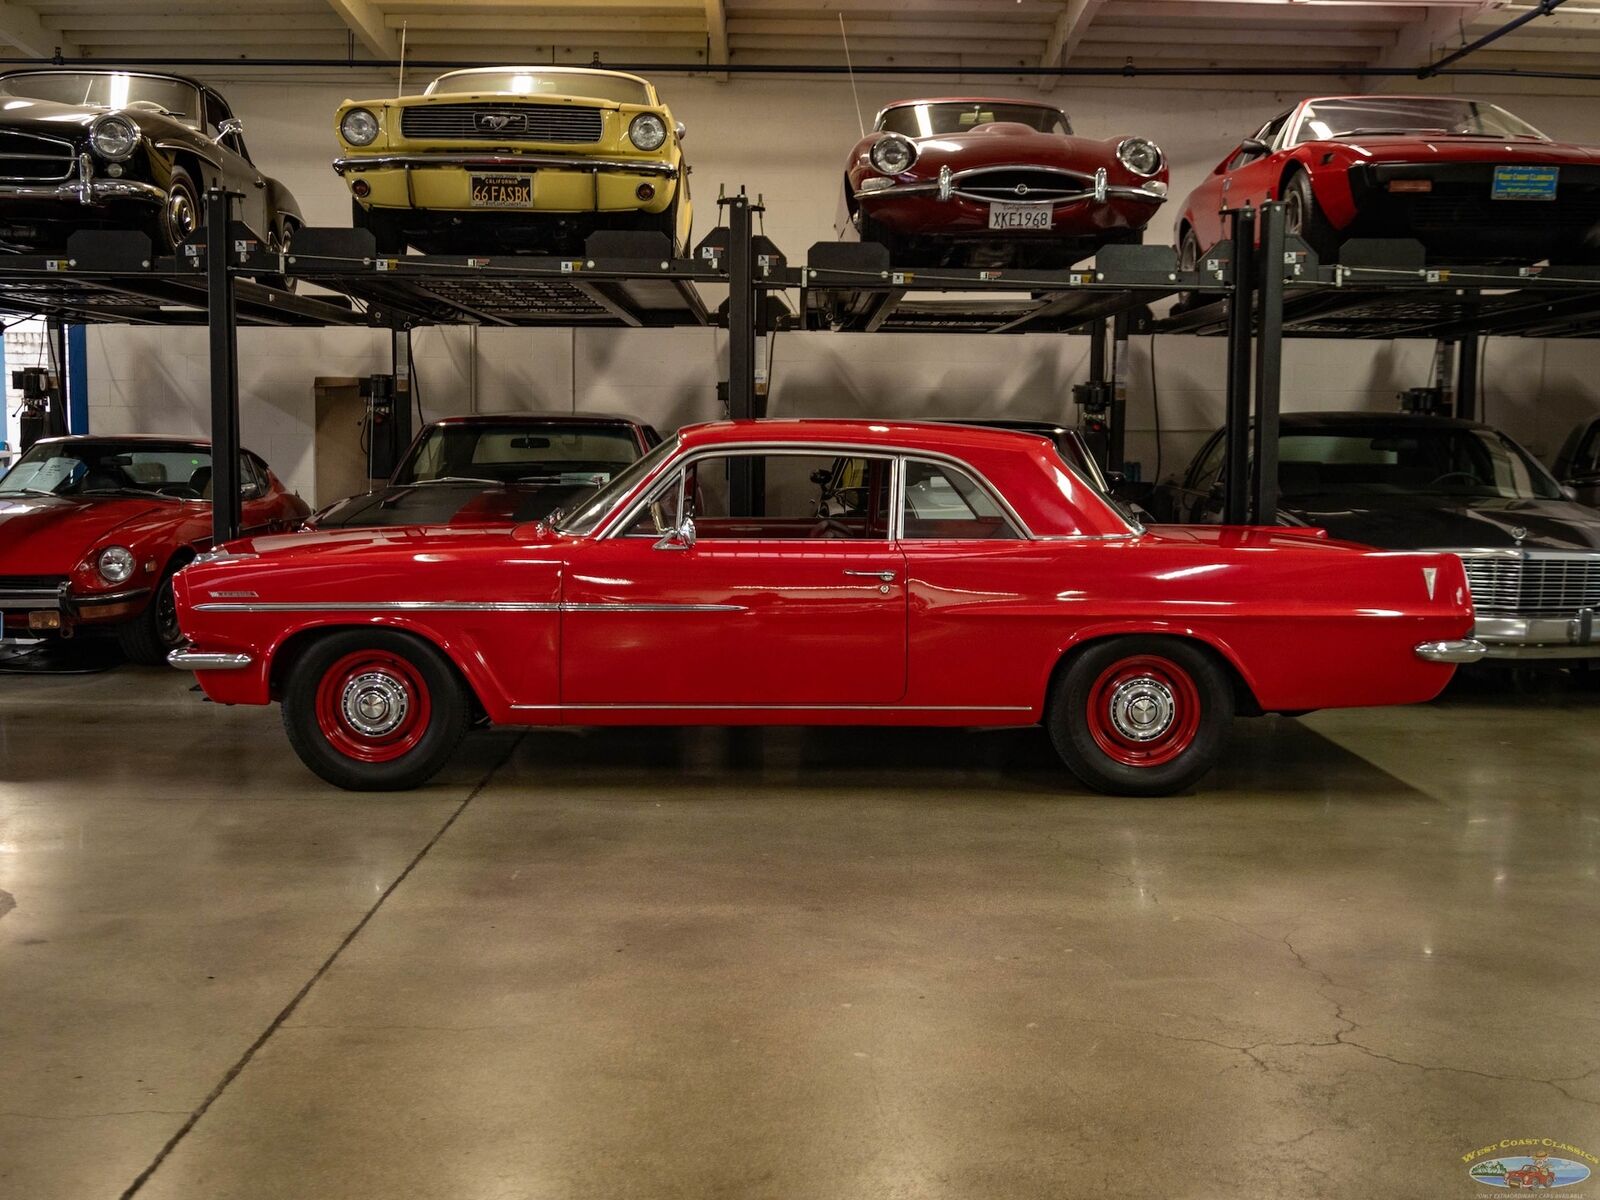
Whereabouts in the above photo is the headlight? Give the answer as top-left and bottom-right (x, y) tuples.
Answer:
(628, 113), (668, 152)
(340, 107), (380, 147)
(1117, 137), (1164, 177)
(89, 116), (138, 162)
(869, 134), (917, 176)
(97, 546), (135, 585)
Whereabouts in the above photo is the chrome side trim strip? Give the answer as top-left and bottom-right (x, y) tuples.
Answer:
(168, 649), (254, 671)
(562, 603), (746, 613)
(191, 600), (745, 614)
(509, 703), (1034, 712)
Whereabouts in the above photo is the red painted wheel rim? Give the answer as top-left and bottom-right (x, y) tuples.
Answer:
(1086, 655), (1202, 768)
(314, 650), (431, 764)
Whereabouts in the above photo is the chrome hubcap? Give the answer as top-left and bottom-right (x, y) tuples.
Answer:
(341, 671), (409, 737)
(1108, 676), (1176, 742)
(168, 189), (195, 239)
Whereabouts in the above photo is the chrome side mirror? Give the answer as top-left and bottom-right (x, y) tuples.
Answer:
(217, 116), (244, 139)
(653, 515), (696, 551)
(1561, 484), (1580, 502)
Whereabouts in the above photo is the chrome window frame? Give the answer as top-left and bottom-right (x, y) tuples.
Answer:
(0, 70), (204, 131)
(898, 456), (1025, 542)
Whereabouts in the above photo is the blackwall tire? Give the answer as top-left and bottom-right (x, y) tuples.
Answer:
(281, 629), (470, 791)
(1046, 636), (1234, 796)
(1281, 169), (1340, 265)
(116, 571), (185, 666)
(161, 167), (201, 253)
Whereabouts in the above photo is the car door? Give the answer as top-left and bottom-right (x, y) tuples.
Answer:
(560, 448), (907, 707)
(1205, 109), (1295, 246)
(204, 89), (268, 236)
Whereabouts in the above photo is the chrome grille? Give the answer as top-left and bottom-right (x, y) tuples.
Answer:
(0, 574), (66, 608)
(0, 131), (75, 182)
(955, 167), (1093, 202)
(1459, 552), (1600, 617)
(400, 104), (604, 144)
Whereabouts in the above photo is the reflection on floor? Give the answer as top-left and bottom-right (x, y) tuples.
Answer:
(1, 667), (1596, 1199)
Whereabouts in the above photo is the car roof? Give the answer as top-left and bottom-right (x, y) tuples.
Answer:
(1278, 410), (1492, 432)
(881, 97), (1064, 111)
(426, 413), (646, 429)
(675, 418), (1049, 452)
(1300, 94), (1498, 105)
(32, 434), (211, 446)
(0, 67), (207, 89)
(428, 66), (653, 89)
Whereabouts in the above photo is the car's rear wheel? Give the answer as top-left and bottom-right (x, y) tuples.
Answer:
(260, 219), (299, 292)
(1047, 636), (1233, 796)
(281, 630), (470, 790)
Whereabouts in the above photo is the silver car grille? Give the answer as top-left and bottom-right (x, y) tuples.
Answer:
(0, 131), (76, 182)
(953, 166), (1095, 202)
(399, 104), (604, 144)
(1459, 551), (1600, 617)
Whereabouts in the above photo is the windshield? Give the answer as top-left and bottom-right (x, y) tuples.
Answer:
(395, 422), (643, 487)
(0, 72), (200, 124)
(0, 440), (211, 498)
(1276, 426), (1562, 501)
(1295, 98), (1545, 142)
(880, 102), (1069, 137)
(425, 70), (650, 105)
(554, 436), (677, 536)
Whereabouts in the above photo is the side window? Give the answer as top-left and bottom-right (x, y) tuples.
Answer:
(900, 460), (1020, 540)
(620, 469), (684, 537)
(239, 454), (264, 497)
(1184, 434), (1226, 493)
(1228, 113), (1289, 169)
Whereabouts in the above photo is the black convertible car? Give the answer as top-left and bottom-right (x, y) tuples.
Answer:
(1169, 411), (1600, 665)
(0, 69), (300, 256)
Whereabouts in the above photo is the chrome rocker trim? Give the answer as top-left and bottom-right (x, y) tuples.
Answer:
(191, 600), (744, 614)
(334, 153), (678, 177)
(168, 649), (254, 671)
(1414, 638), (1488, 664)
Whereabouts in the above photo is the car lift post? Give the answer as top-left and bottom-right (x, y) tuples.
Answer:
(724, 190), (759, 516)
(1251, 201), (1286, 525)
(1110, 310), (1132, 475)
(205, 185), (243, 546)
(1455, 326), (1481, 421)
(1223, 206), (1256, 525)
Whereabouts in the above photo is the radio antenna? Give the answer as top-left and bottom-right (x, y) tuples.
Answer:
(397, 21), (408, 96)
(839, 14), (865, 138)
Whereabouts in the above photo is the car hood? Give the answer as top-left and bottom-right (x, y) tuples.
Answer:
(0, 493), (167, 572)
(908, 124), (1124, 171)
(310, 480), (592, 530)
(1283, 493), (1600, 552)
(1330, 134), (1600, 166)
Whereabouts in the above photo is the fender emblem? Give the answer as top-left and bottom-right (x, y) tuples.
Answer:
(210, 590), (258, 599)
(1421, 567), (1438, 600)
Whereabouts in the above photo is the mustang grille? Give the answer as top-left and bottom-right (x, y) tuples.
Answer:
(955, 167), (1094, 202)
(400, 104), (604, 144)
(1459, 552), (1600, 617)
(0, 131), (76, 182)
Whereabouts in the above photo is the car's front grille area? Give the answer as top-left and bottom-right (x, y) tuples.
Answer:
(1407, 192), (1600, 232)
(0, 574), (66, 607)
(0, 131), (76, 182)
(954, 167), (1093, 202)
(1460, 552), (1600, 616)
(400, 104), (604, 144)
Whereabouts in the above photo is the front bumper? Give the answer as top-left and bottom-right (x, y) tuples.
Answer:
(0, 580), (152, 636)
(336, 152), (679, 216)
(1470, 612), (1600, 659)
(0, 152), (165, 208)
(1415, 638), (1488, 664)
(334, 152), (678, 177)
(856, 164), (1165, 239)
(168, 648), (253, 671)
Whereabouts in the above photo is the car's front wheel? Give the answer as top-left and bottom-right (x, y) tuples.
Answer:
(281, 630), (470, 790)
(116, 569), (186, 666)
(1046, 636), (1234, 796)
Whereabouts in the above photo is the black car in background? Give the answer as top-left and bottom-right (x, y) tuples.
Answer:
(1169, 411), (1600, 665)
(1554, 417), (1600, 509)
(308, 413), (662, 530)
(0, 69), (301, 255)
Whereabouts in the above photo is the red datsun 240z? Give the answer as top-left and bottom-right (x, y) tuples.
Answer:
(170, 421), (1480, 795)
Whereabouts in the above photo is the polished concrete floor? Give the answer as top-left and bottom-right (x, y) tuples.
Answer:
(1, 664), (1597, 1199)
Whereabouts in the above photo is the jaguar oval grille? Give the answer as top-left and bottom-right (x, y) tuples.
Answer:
(954, 167), (1094, 202)
(400, 104), (605, 144)
(1459, 552), (1600, 617)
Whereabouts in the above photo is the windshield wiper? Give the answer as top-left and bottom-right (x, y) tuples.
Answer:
(80, 486), (170, 499)
(2, 486), (60, 498)
(400, 476), (498, 486)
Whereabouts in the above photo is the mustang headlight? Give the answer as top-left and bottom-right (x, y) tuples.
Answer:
(340, 107), (380, 147)
(97, 546), (135, 585)
(628, 113), (668, 152)
(1117, 137), (1164, 177)
(89, 116), (138, 162)
(869, 134), (917, 176)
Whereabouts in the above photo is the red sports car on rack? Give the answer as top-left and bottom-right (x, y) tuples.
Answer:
(308, 413), (662, 530)
(0, 435), (308, 663)
(1176, 94), (1600, 268)
(172, 420), (1476, 796)
(842, 98), (1169, 268)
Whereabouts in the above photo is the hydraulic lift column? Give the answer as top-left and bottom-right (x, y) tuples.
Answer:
(205, 186), (242, 546)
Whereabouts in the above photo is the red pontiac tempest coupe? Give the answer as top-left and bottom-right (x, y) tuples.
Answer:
(0, 435), (308, 663)
(843, 98), (1168, 268)
(171, 421), (1479, 796)
(1177, 95), (1600, 268)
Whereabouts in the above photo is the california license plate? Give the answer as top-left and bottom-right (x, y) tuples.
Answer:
(1491, 164), (1558, 201)
(988, 201), (1053, 231)
(470, 174), (534, 208)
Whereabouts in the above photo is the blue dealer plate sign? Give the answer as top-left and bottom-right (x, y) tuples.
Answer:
(1492, 164), (1559, 200)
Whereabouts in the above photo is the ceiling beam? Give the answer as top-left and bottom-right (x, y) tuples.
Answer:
(705, 0), (728, 74)
(0, 0), (73, 57)
(326, 0), (398, 59)
(1363, 1), (1495, 85)
(1040, 0), (1106, 90)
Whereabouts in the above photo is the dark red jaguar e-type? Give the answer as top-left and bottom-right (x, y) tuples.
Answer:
(843, 97), (1169, 268)
(171, 421), (1479, 797)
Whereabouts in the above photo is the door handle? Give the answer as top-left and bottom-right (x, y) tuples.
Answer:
(843, 569), (896, 582)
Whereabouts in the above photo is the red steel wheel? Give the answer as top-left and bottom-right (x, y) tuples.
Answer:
(1084, 654), (1202, 768)
(313, 649), (433, 764)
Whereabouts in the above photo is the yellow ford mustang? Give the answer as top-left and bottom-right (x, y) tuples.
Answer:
(333, 66), (691, 255)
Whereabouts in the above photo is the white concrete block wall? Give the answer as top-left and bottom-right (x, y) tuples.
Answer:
(84, 72), (1600, 505)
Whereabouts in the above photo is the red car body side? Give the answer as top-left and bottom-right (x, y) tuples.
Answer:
(174, 420), (1473, 728)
